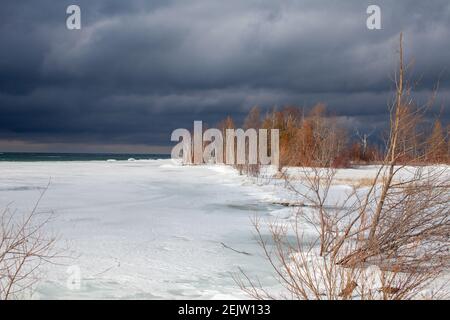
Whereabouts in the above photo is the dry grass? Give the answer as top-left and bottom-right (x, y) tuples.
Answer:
(334, 177), (379, 188)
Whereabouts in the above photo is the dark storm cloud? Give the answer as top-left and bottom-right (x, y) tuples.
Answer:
(0, 0), (449, 151)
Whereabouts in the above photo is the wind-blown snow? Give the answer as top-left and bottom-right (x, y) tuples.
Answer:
(0, 160), (282, 299)
(0, 160), (447, 299)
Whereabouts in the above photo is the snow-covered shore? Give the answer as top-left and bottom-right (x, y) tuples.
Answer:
(0, 160), (448, 299)
(0, 159), (282, 299)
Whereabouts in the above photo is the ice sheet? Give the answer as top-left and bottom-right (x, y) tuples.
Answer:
(0, 160), (447, 299)
(0, 160), (280, 299)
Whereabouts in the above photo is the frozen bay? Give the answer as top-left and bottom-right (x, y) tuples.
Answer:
(0, 159), (279, 299)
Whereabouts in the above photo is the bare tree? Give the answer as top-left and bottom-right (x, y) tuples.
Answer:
(236, 33), (449, 300)
(426, 120), (448, 163)
(355, 128), (376, 161)
(0, 187), (57, 300)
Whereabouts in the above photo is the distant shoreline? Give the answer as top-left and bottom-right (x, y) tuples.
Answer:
(0, 152), (171, 162)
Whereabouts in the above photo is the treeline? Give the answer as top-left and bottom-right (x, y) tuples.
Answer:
(217, 103), (449, 168)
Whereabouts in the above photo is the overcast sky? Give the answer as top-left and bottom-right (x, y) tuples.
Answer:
(1, 0), (449, 153)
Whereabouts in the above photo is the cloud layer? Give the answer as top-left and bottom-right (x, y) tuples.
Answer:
(1, 0), (449, 151)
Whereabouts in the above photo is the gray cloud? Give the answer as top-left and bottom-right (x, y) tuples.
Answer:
(0, 0), (449, 151)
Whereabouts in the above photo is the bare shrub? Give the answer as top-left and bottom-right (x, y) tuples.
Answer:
(235, 215), (446, 300)
(236, 33), (449, 300)
(0, 188), (57, 300)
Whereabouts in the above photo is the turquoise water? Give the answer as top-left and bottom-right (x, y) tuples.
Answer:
(0, 152), (170, 162)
